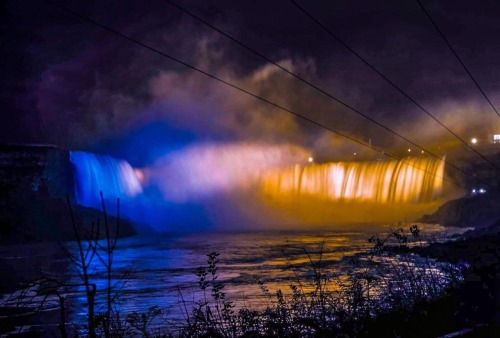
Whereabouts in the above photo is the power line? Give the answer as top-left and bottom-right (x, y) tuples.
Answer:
(288, 0), (500, 172)
(43, 0), (485, 192)
(416, 0), (500, 118)
(43, 0), (488, 192)
(160, 0), (498, 190)
(163, 0), (426, 152)
(40, 1), (381, 155)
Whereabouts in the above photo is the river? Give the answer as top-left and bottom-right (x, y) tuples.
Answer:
(0, 223), (469, 335)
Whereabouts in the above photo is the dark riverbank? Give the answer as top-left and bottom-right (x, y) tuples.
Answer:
(0, 143), (137, 243)
(420, 192), (500, 228)
(361, 223), (500, 337)
(0, 242), (68, 337)
(0, 195), (136, 243)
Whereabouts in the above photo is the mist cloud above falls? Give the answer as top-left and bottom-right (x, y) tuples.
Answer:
(6, 0), (500, 230)
(10, 0), (499, 164)
(147, 60), (306, 145)
(33, 30), (322, 152)
(145, 142), (311, 203)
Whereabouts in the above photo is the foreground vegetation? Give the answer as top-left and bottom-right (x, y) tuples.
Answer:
(172, 227), (464, 337)
(3, 198), (495, 337)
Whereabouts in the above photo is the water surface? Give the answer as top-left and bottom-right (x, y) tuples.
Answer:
(60, 224), (467, 323)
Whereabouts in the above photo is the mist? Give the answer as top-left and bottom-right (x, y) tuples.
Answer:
(5, 0), (497, 162)
(4, 0), (500, 230)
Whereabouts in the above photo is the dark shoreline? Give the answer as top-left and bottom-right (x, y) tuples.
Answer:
(361, 223), (500, 337)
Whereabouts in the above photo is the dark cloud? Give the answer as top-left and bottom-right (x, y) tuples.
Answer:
(2, 0), (500, 161)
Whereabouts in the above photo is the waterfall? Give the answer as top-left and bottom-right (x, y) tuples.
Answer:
(69, 151), (143, 209)
(261, 157), (445, 203)
(67, 149), (447, 229)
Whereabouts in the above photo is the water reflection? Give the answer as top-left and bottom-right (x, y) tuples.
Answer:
(60, 224), (467, 326)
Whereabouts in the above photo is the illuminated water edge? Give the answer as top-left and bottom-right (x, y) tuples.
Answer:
(57, 225), (467, 329)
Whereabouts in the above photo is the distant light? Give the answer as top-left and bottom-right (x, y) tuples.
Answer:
(134, 168), (145, 183)
(308, 157), (314, 163)
(479, 188), (486, 194)
(472, 189), (476, 193)
(407, 148), (411, 152)
(353, 152), (357, 156)
(421, 150), (424, 154)
(471, 138), (478, 145)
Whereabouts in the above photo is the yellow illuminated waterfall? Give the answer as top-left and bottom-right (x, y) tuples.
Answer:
(261, 157), (445, 203)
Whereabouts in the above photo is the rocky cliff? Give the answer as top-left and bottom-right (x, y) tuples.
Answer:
(420, 192), (500, 228)
(0, 144), (136, 242)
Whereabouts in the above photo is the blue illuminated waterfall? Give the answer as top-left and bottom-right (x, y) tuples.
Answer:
(69, 151), (143, 209)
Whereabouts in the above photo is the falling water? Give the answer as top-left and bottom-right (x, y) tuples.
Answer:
(261, 157), (445, 203)
(68, 150), (446, 229)
(69, 151), (143, 209)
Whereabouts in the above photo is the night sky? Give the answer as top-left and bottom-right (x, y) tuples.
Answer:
(2, 0), (500, 165)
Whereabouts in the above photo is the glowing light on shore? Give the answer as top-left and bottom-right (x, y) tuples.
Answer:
(134, 168), (145, 183)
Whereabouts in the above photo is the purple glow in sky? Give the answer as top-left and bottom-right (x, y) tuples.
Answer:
(2, 0), (500, 162)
